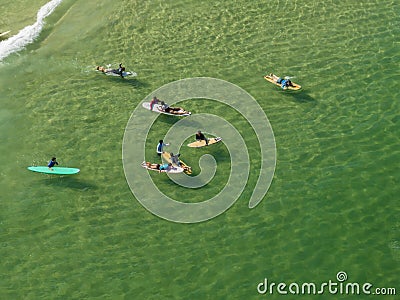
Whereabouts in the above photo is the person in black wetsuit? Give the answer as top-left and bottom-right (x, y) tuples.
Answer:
(117, 63), (125, 78)
(195, 130), (208, 146)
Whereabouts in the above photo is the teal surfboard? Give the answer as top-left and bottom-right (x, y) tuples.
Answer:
(27, 166), (80, 175)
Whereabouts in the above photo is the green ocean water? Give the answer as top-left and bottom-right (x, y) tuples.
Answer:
(0, 0), (399, 299)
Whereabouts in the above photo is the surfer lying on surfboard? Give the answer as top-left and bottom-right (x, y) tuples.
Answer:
(267, 73), (296, 90)
(159, 101), (191, 115)
(142, 161), (175, 173)
(264, 73), (301, 90)
(143, 98), (191, 116)
(142, 162), (161, 170)
(96, 65), (126, 78)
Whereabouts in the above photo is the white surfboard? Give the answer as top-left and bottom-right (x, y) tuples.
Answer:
(141, 162), (184, 173)
(104, 70), (137, 77)
(0, 30), (11, 37)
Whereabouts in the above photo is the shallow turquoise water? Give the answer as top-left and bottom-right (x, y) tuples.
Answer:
(0, 0), (399, 299)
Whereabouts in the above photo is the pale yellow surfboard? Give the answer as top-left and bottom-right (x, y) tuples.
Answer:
(264, 74), (301, 90)
(187, 137), (222, 148)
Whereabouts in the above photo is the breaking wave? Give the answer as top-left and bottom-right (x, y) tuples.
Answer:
(0, 0), (63, 61)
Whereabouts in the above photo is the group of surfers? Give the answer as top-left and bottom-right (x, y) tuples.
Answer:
(97, 67), (206, 173)
(142, 151), (186, 173)
(143, 130), (209, 173)
(49, 68), (293, 173)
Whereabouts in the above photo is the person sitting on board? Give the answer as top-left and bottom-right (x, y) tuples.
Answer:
(157, 139), (169, 156)
(170, 153), (191, 173)
(196, 130), (209, 146)
(150, 96), (160, 110)
(48, 157), (59, 169)
(159, 163), (173, 173)
(170, 153), (181, 166)
(160, 101), (190, 115)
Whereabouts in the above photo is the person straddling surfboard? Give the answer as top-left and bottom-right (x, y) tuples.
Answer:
(156, 140), (169, 156)
(150, 96), (160, 110)
(269, 73), (294, 90)
(170, 153), (181, 166)
(196, 131), (208, 146)
(48, 157), (58, 169)
(162, 152), (192, 174)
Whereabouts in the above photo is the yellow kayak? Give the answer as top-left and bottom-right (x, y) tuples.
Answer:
(264, 74), (301, 90)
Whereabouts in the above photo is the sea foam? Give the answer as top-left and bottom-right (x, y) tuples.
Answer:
(0, 0), (64, 61)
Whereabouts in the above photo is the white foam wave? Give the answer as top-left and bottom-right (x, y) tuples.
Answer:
(0, 0), (64, 61)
